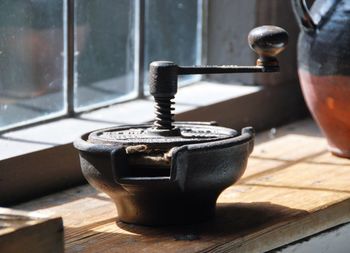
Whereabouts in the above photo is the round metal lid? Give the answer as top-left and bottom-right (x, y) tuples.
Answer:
(88, 122), (237, 148)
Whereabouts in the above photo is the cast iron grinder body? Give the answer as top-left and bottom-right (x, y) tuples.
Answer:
(74, 26), (288, 226)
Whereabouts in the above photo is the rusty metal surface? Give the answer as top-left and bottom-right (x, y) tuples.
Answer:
(88, 123), (237, 146)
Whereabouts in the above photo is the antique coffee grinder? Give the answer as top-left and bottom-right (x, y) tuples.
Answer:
(74, 26), (288, 226)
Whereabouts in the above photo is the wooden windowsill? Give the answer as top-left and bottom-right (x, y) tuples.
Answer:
(15, 118), (350, 253)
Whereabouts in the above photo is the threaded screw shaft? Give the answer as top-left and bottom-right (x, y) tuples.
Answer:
(153, 96), (175, 130)
(149, 61), (178, 131)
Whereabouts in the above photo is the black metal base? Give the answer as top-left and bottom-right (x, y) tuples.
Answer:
(114, 193), (218, 226)
(74, 125), (254, 226)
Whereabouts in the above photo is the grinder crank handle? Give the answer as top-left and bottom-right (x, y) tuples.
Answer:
(174, 25), (289, 74)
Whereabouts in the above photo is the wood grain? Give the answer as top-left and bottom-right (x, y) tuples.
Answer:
(16, 119), (350, 253)
(0, 208), (63, 253)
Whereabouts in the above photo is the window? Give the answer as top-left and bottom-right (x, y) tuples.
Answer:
(0, 0), (203, 131)
(1, 1), (306, 205)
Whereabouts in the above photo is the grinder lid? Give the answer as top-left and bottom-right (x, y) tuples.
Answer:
(88, 122), (237, 149)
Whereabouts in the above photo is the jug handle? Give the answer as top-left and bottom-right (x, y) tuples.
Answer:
(292, 0), (316, 32)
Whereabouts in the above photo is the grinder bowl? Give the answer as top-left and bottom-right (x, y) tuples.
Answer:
(74, 122), (254, 226)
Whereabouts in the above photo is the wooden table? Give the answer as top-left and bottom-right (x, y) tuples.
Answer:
(16, 119), (350, 252)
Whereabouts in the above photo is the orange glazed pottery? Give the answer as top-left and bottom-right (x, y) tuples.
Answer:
(292, 0), (350, 158)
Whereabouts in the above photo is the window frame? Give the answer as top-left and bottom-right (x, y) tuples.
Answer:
(0, 0), (308, 205)
(0, 0), (205, 133)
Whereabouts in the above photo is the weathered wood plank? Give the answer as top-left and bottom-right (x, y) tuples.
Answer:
(0, 208), (63, 253)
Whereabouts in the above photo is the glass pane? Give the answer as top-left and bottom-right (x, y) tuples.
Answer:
(0, 1), (65, 130)
(144, 0), (201, 89)
(74, 0), (136, 109)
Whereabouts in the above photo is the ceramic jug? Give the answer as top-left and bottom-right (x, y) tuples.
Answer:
(292, 0), (350, 158)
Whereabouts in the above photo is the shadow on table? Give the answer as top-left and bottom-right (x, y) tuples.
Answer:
(117, 201), (308, 237)
(65, 201), (308, 252)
